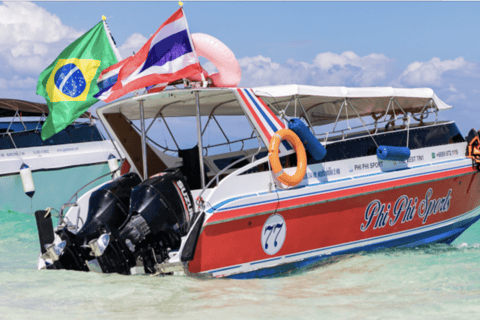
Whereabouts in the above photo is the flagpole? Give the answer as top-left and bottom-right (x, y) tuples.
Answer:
(182, 2), (205, 187)
(102, 16), (122, 62)
(180, 3), (204, 83)
(195, 91), (205, 189)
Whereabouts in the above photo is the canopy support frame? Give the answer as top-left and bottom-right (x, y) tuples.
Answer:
(139, 99), (148, 180)
(195, 92), (206, 189)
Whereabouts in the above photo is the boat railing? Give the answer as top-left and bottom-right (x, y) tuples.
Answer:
(314, 108), (438, 146)
(199, 119), (460, 209)
(143, 132), (258, 157)
(196, 144), (263, 209)
(0, 123), (105, 151)
(130, 120), (259, 157)
(1, 111), (47, 136)
(262, 92), (439, 150)
(202, 136), (258, 156)
(199, 119), (460, 214)
(58, 164), (123, 227)
(198, 149), (278, 212)
(196, 138), (264, 208)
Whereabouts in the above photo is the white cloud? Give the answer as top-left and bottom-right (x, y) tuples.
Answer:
(0, 75), (35, 90)
(201, 61), (218, 74)
(10, 41), (48, 58)
(0, 2), (82, 76)
(238, 51), (392, 87)
(118, 33), (148, 60)
(238, 55), (282, 86)
(448, 84), (458, 93)
(0, 75), (38, 102)
(397, 57), (471, 87)
(314, 51), (391, 86)
(0, 2), (80, 50)
(4, 51), (46, 74)
(235, 51), (480, 136)
(444, 92), (467, 103)
(9, 76), (37, 89)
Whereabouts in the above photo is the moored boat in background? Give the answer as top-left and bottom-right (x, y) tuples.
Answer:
(0, 99), (121, 214)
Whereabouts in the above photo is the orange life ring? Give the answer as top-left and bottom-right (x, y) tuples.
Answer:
(268, 129), (307, 187)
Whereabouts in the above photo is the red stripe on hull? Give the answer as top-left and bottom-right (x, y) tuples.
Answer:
(188, 169), (480, 274)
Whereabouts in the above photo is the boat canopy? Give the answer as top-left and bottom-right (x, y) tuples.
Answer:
(98, 86), (451, 124)
(98, 89), (244, 120)
(253, 85), (452, 127)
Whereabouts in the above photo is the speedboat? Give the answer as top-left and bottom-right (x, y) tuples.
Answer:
(0, 99), (122, 214)
(35, 85), (480, 279)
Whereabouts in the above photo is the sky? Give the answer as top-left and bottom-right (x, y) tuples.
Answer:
(0, 1), (479, 135)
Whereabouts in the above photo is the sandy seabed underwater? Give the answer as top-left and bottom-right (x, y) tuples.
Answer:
(1, 208), (480, 320)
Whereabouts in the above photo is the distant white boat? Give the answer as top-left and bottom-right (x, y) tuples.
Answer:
(0, 99), (121, 214)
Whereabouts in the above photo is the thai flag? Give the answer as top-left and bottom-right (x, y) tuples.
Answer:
(98, 8), (202, 103)
(94, 56), (131, 101)
(146, 82), (168, 94)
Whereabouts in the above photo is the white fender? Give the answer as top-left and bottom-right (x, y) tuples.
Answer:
(20, 163), (35, 198)
(108, 154), (120, 179)
(190, 33), (241, 87)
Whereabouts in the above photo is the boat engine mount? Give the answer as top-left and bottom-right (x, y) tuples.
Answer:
(93, 168), (196, 274)
(42, 172), (142, 271)
(39, 169), (196, 275)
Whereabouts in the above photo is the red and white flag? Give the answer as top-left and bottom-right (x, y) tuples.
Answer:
(96, 8), (202, 103)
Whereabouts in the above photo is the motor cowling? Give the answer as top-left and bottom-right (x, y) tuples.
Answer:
(96, 169), (196, 274)
(49, 172), (142, 271)
(76, 172), (142, 241)
(121, 169), (195, 245)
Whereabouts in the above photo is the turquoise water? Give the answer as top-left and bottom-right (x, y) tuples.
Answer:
(1, 208), (480, 319)
(0, 163), (111, 214)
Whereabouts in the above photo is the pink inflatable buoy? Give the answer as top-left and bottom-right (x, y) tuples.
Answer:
(190, 33), (241, 87)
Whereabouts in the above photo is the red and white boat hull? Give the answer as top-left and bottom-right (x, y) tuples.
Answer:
(188, 145), (480, 278)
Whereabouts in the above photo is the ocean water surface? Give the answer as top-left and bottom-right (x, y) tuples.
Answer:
(1, 208), (480, 320)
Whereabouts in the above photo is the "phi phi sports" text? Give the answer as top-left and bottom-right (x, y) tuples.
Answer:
(360, 188), (452, 232)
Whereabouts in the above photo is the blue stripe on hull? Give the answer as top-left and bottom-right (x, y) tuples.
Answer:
(226, 212), (480, 279)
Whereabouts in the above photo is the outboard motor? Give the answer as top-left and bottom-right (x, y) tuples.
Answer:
(92, 169), (196, 275)
(45, 172), (142, 271)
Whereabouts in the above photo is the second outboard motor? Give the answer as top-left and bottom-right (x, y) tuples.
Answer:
(47, 172), (142, 271)
(94, 169), (196, 275)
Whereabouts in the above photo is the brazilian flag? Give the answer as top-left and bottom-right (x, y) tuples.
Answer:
(36, 21), (118, 140)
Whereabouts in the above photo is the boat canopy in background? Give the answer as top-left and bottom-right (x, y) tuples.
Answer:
(0, 99), (49, 117)
(0, 99), (93, 119)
